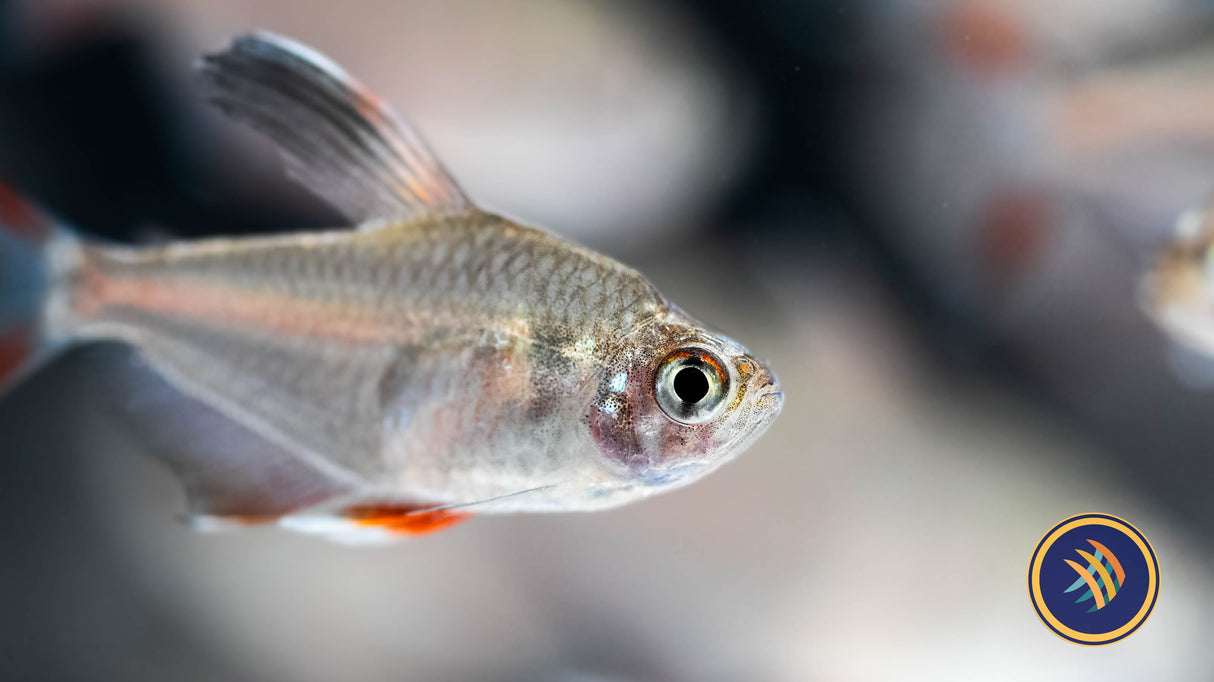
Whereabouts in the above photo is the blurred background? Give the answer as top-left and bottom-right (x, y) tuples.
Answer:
(2, 0), (1214, 679)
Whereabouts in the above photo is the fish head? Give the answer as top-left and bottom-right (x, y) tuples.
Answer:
(584, 308), (782, 501)
(1142, 208), (1214, 352)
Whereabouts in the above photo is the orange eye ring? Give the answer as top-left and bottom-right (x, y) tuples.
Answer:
(654, 347), (730, 424)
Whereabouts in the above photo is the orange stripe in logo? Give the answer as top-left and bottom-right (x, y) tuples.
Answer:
(1088, 539), (1126, 585)
(1064, 559), (1106, 609)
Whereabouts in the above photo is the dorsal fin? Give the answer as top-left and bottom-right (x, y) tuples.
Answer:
(197, 31), (471, 223)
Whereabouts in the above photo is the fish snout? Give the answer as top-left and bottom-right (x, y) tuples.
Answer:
(750, 364), (784, 413)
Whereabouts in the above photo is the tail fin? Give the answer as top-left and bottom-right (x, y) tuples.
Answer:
(0, 181), (78, 394)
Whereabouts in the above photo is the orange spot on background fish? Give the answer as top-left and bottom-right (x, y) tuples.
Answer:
(0, 182), (47, 241)
(343, 503), (472, 535)
(941, 0), (1029, 76)
(0, 328), (32, 386)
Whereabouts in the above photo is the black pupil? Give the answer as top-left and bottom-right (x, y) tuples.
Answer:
(673, 366), (710, 404)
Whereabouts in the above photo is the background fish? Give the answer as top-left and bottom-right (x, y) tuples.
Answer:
(0, 32), (781, 542)
(1143, 207), (1214, 356)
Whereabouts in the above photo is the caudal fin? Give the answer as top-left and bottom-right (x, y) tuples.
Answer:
(0, 181), (76, 394)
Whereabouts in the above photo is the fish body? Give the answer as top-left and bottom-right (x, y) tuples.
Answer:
(0, 33), (781, 540)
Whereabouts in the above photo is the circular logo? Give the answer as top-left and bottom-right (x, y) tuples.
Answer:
(1027, 513), (1159, 645)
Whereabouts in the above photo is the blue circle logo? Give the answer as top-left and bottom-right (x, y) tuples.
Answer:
(1027, 513), (1159, 645)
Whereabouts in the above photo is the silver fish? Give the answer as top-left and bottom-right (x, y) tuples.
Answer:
(0, 32), (782, 542)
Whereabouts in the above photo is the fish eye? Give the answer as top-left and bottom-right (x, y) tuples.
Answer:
(673, 366), (710, 403)
(655, 348), (729, 424)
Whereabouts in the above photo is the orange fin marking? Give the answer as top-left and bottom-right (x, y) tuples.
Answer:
(0, 182), (48, 241)
(343, 503), (473, 536)
(0, 328), (33, 386)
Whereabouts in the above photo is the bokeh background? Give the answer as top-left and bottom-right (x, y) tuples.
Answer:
(2, 0), (1214, 679)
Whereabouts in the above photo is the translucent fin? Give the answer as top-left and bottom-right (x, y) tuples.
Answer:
(102, 351), (351, 520)
(342, 503), (472, 534)
(277, 505), (472, 545)
(275, 486), (552, 543)
(0, 182), (55, 242)
(0, 180), (76, 395)
(197, 31), (471, 223)
(276, 516), (407, 546)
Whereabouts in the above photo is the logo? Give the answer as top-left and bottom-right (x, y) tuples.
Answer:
(1028, 513), (1159, 645)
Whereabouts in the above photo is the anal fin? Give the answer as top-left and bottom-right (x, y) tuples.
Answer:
(275, 504), (473, 545)
(100, 348), (351, 521)
(342, 503), (473, 535)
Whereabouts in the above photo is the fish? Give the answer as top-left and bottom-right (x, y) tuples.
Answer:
(1142, 206), (1214, 356)
(0, 32), (782, 543)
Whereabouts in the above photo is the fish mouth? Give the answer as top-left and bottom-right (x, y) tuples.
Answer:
(756, 391), (784, 418)
(753, 378), (784, 413)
